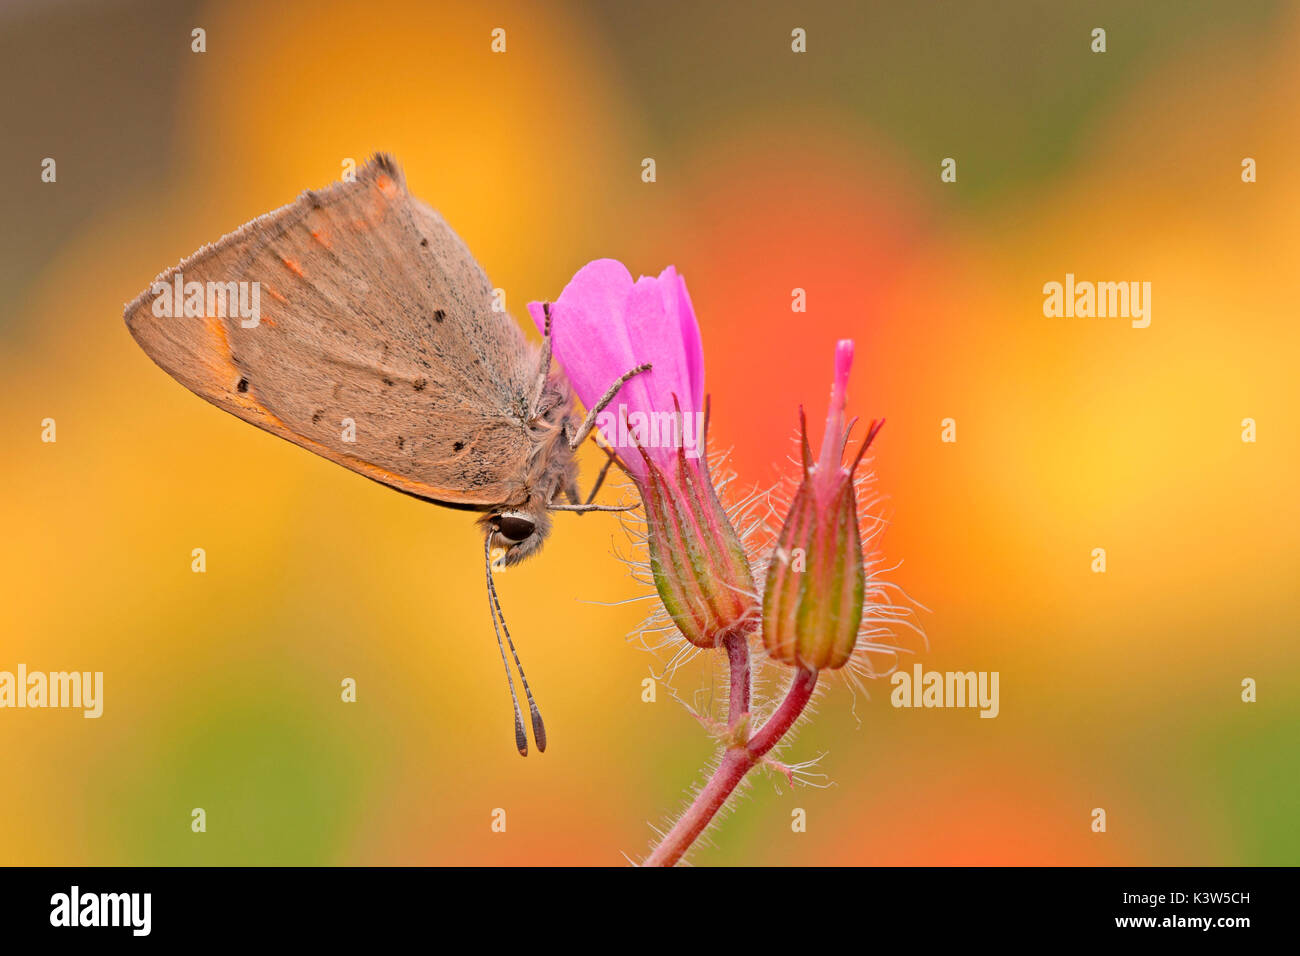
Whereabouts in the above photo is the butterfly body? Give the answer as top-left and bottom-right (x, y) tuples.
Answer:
(124, 154), (578, 563)
(124, 155), (647, 753)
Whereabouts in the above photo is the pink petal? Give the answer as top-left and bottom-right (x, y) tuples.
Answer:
(671, 268), (705, 411)
(816, 339), (855, 492)
(531, 259), (708, 478)
(532, 259), (639, 409)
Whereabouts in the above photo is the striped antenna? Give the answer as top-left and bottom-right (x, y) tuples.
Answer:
(484, 535), (528, 755)
(483, 535), (547, 755)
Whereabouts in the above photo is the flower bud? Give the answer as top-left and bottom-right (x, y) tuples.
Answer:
(762, 341), (881, 670)
(640, 444), (758, 649)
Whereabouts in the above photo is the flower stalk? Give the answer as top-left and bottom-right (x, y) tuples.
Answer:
(644, 665), (817, 868)
(723, 632), (750, 726)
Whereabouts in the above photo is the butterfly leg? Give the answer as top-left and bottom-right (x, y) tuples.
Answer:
(550, 443), (639, 513)
(549, 501), (638, 513)
(581, 447), (618, 504)
(567, 362), (652, 451)
(528, 302), (554, 414)
(551, 446), (621, 515)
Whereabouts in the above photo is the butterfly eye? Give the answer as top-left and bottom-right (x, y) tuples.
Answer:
(493, 514), (536, 543)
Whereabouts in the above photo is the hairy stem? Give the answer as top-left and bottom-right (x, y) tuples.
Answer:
(644, 664), (818, 867)
(724, 632), (751, 726)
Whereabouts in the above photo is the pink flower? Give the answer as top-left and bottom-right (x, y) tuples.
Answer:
(531, 259), (756, 649)
(527, 259), (704, 480)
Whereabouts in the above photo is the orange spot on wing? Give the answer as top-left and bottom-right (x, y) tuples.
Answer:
(281, 256), (306, 278)
(203, 314), (231, 351)
(268, 288), (287, 303)
(310, 228), (332, 249)
(201, 315), (243, 390)
(375, 173), (399, 198)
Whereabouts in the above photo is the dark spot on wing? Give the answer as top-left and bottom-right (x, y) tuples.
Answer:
(420, 237), (429, 247)
(397, 436), (406, 450)
(413, 378), (427, 391)
(236, 378), (249, 393)
(382, 377), (395, 387)
(433, 309), (446, 323)
(312, 410), (323, 424)
(453, 440), (465, 452)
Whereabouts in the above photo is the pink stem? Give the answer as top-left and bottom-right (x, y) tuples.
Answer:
(643, 665), (818, 867)
(749, 667), (817, 757)
(724, 632), (751, 725)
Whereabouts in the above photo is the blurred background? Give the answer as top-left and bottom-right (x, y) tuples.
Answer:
(1, 0), (1296, 865)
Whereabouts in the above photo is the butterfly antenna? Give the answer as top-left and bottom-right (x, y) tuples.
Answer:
(484, 536), (529, 756)
(484, 536), (548, 753)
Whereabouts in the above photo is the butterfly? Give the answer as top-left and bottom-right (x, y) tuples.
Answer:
(123, 154), (647, 755)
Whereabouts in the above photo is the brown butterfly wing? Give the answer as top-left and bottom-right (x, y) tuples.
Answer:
(123, 155), (540, 507)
